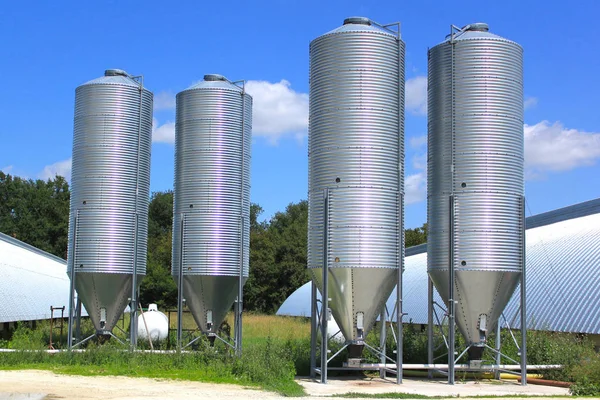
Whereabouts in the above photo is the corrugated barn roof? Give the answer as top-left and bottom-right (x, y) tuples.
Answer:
(0, 233), (87, 323)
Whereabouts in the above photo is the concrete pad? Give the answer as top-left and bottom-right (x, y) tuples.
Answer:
(297, 376), (571, 397)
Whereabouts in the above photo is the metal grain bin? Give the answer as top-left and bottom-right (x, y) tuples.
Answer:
(67, 69), (153, 334)
(427, 23), (524, 355)
(172, 74), (252, 335)
(308, 17), (405, 344)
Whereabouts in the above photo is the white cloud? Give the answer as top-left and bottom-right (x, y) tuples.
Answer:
(409, 135), (427, 148)
(1, 165), (13, 174)
(154, 91), (176, 111)
(405, 76), (427, 115)
(152, 117), (175, 144)
(39, 158), (72, 181)
(412, 153), (427, 170)
(406, 132), (428, 204)
(405, 171), (427, 205)
(525, 121), (600, 178)
(524, 97), (538, 110)
(245, 79), (309, 144)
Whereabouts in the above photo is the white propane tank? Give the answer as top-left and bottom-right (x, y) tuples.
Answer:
(137, 303), (169, 342)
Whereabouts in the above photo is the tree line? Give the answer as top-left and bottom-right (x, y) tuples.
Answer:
(0, 172), (428, 313)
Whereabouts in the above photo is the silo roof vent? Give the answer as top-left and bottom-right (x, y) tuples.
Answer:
(463, 23), (489, 32)
(204, 74), (227, 81)
(104, 69), (129, 77)
(343, 17), (371, 26)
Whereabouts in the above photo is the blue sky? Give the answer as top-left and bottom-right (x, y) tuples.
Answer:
(1, 0), (599, 228)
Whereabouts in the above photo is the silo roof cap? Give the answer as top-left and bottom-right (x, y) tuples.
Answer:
(317, 16), (397, 38)
(436, 22), (520, 47)
(105, 69), (130, 77)
(343, 17), (371, 26)
(182, 74), (246, 94)
(463, 22), (489, 32)
(80, 69), (146, 88)
(204, 74), (228, 82)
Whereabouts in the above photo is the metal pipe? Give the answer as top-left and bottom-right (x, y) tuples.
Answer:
(129, 75), (144, 351)
(427, 276), (434, 378)
(448, 194), (455, 385)
(395, 22), (404, 385)
(130, 213), (139, 349)
(495, 323), (502, 380)
(380, 309), (386, 379)
(236, 85), (247, 357)
(397, 234), (403, 384)
(139, 303), (153, 351)
(327, 343), (349, 364)
(340, 363), (561, 370)
(321, 188), (329, 384)
(75, 298), (81, 342)
(447, 24), (457, 386)
(177, 214), (185, 351)
(521, 195), (527, 386)
(310, 281), (317, 379)
(67, 214), (78, 350)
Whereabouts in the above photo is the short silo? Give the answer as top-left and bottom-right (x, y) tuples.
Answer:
(427, 23), (524, 359)
(172, 74), (251, 347)
(308, 17), (405, 353)
(67, 69), (153, 340)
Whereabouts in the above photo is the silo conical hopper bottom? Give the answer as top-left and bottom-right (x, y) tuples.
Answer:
(429, 269), (521, 358)
(74, 273), (138, 334)
(311, 267), (397, 350)
(181, 275), (246, 336)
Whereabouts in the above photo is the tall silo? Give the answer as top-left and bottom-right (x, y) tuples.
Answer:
(172, 74), (251, 351)
(67, 69), (153, 346)
(427, 23), (525, 363)
(308, 17), (405, 361)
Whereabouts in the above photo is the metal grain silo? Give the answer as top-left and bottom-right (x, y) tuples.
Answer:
(172, 74), (251, 351)
(427, 23), (524, 360)
(67, 69), (153, 345)
(308, 17), (405, 352)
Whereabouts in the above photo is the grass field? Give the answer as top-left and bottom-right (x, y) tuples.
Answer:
(0, 314), (312, 396)
(1, 313), (600, 396)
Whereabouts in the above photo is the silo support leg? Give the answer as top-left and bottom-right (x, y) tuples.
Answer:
(310, 281), (317, 379)
(448, 195), (455, 385)
(427, 277), (434, 378)
(495, 323), (502, 380)
(380, 310), (387, 379)
(67, 272), (76, 350)
(520, 196), (527, 386)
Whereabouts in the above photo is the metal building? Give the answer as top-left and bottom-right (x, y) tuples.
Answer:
(0, 233), (88, 332)
(67, 69), (153, 348)
(427, 23), (524, 381)
(308, 17), (405, 382)
(172, 74), (251, 353)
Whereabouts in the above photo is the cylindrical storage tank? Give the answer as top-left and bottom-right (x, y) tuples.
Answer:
(67, 69), (153, 333)
(138, 304), (169, 342)
(308, 17), (405, 344)
(172, 74), (252, 334)
(427, 23), (524, 355)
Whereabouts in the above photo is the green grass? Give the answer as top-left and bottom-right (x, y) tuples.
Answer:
(0, 315), (310, 397)
(2, 314), (600, 397)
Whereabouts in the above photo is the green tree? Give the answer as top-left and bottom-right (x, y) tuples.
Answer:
(245, 200), (309, 313)
(140, 191), (177, 308)
(405, 223), (428, 248)
(0, 172), (70, 259)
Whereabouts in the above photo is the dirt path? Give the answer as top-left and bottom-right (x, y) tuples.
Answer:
(0, 370), (284, 400)
(0, 370), (579, 400)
